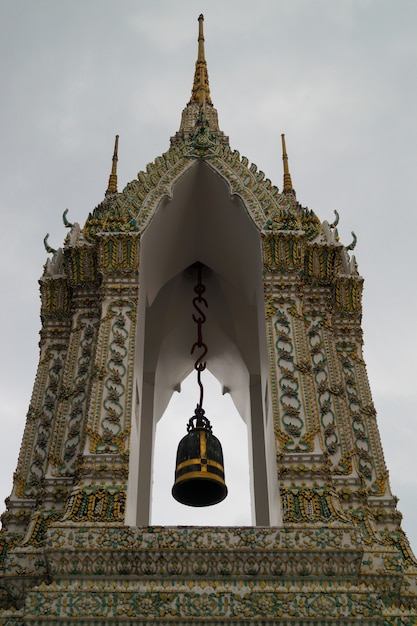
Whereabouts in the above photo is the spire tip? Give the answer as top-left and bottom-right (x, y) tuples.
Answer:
(281, 133), (295, 195)
(106, 134), (119, 195)
(190, 13), (212, 105)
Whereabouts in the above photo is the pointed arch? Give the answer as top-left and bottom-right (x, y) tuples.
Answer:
(126, 159), (281, 526)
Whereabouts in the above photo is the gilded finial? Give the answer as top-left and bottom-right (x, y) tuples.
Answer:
(190, 14), (212, 106)
(172, 14), (228, 144)
(106, 134), (119, 195)
(281, 134), (295, 195)
(198, 14), (205, 62)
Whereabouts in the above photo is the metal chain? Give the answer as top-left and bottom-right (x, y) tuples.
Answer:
(190, 264), (208, 409)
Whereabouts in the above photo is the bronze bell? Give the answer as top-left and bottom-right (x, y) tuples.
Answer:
(172, 407), (228, 507)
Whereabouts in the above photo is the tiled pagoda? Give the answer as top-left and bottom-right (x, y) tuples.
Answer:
(1, 14), (416, 626)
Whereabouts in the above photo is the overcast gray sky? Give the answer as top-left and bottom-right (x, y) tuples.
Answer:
(1, 0), (416, 545)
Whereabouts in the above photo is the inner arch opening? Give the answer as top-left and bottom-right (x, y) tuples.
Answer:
(128, 159), (280, 526)
(151, 370), (251, 526)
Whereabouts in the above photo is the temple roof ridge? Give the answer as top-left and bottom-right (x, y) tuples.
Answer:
(82, 24), (326, 246)
(81, 136), (323, 244)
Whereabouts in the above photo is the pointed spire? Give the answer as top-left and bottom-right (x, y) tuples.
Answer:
(190, 14), (212, 106)
(281, 134), (295, 195)
(106, 135), (119, 195)
(171, 16), (228, 146)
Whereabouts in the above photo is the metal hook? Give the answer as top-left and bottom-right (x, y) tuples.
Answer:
(191, 263), (208, 409)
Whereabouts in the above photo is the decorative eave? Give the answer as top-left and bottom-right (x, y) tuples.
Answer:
(82, 125), (321, 243)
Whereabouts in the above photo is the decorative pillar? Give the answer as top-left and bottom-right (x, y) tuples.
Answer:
(60, 232), (140, 524)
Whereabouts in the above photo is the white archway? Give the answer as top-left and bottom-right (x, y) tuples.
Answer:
(126, 160), (280, 526)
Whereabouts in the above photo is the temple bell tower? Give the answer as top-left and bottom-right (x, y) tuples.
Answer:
(1, 14), (416, 625)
